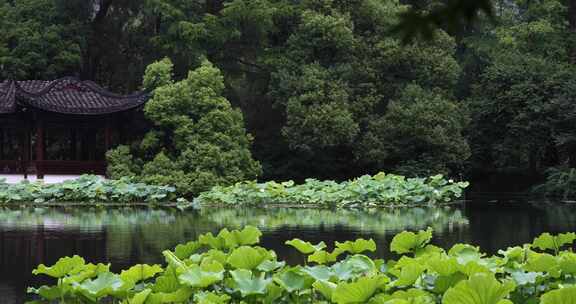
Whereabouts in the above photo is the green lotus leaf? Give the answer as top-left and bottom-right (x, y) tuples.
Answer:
(194, 291), (231, 304)
(257, 259), (286, 272)
(532, 232), (576, 252)
(391, 228), (433, 254)
(559, 253), (576, 274)
(449, 244), (481, 257)
(162, 251), (188, 272)
(229, 269), (272, 297)
(302, 265), (334, 281)
(370, 288), (435, 304)
(394, 262), (425, 287)
(273, 267), (314, 292)
(145, 287), (194, 304)
(433, 273), (467, 293)
(63, 263), (110, 284)
(227, 246), (271, 270)
(335, 239), (377, 254)
(32, 255), (85, 278)
(442, 273), (515, 304)
(525, 253), (560, 277)
(308, 249), (342, 264)
(331, 255), (377, 281)
(199, 232), (227, 250)
(263, 283), (284, 304)
(540, 286), (576, 304)
(179, 262), (224, 288)
(152, 267), (181, 293)
(126, 288), (152, 304)
(332, 275), (389, 304)
(313, 280), (337, 300)
(203, 249), (228, 265)
(120, 264), (163, 283)
(219, 225), (262, 248)
(285, 238), (327, 254)
(27, 286), (63, 301)
(74, 272), (129, 300)
(427, 255), (459, 276)
(173, 241), (203, 259)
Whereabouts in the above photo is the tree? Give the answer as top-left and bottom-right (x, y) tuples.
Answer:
(107, 58), (261, 196)
(267, 0), (469, 177)
(464, 0), (576, 173)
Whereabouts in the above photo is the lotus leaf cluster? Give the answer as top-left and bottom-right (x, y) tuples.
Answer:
(0, 175), (177, 204)
(196, 172), (469, 207)
(28, 226), (576, 303)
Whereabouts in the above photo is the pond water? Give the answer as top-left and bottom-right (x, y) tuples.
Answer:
(1, 201), (575, 303)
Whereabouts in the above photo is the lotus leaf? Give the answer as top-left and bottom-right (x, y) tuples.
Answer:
(442, 273), (515, 304)
(120, 264), (163, 283)
(285, 238), (327, 254)
(32, 255), (86, 278)
(335, 239), (377, 254)
(391, 228), (433, 254)
(540, 286), (576, 304)
(229, 269), (272, 296)
(332, 275), (389, 304)
(533, 232), (576, 253)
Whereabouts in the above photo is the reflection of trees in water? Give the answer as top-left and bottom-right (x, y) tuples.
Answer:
(0, 206), (470, 302)
(462, 202), (576, 254)
(0, 206), (470, 263)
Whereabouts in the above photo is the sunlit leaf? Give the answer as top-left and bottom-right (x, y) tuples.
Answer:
(335, 239), (377, 254)
(391, 228), (433, 254)
(285, 238), (327, 254)
(332, 275), (389, 304)
(32, 255), (85, 278)
(442, 273), (515, 304)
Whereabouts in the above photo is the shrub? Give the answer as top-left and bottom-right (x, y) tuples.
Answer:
(107, 59), (262, 197)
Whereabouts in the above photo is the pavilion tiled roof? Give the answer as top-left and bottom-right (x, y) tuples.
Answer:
(0, 77), (149, 115)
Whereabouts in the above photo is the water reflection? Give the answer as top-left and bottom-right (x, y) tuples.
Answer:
(1, 202), (576, 303)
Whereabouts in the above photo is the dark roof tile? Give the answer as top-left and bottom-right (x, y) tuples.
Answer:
(0, 77), (149, 115)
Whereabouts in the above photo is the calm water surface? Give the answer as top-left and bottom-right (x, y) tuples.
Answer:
(1, 201), (575, 303)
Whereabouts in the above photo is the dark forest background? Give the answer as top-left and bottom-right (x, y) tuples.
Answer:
(1, 0), (576, 190)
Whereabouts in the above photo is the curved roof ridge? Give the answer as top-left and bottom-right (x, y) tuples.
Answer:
(2, 77), (150, 115)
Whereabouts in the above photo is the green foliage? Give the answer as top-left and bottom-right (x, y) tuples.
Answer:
(107, 59), (261, 197)
(464, 0), (576, 174)
(196, 172), (469, 207)
(533, 167), (576, 199)
(28, 227), (576, 303)
(265, 0), (469, 177)
(0, 0), (82, 79)
(360, 85), (470, 176)
(0, 175), (176, 204)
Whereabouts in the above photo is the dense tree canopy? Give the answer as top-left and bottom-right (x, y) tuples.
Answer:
(1, 0), (576, 189)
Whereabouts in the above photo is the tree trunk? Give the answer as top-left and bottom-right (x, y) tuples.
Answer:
(569, 0), (576, 63)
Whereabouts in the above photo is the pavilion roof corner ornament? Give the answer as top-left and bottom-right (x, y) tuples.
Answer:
(0, 77), (150, 115)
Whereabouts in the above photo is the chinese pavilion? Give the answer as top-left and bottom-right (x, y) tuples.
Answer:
(0, 77), (149, 179)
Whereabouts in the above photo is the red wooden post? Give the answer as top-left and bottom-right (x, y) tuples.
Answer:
(36, 117), (44, 179)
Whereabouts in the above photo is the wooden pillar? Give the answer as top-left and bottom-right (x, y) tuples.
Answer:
(35, 117), (44, 179)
